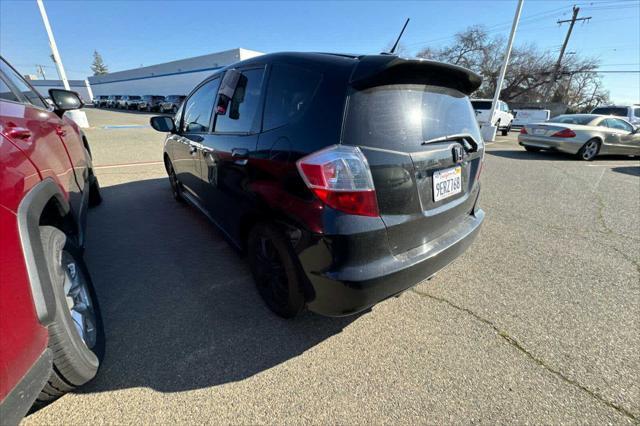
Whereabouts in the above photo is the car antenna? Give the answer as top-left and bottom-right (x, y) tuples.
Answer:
(384, 18), (410, 55)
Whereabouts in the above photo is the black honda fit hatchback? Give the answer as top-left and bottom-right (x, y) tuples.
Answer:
(150, 52), (485, 318)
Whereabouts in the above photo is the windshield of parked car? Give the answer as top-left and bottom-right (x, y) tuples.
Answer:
(549, 115), (598, 125)
(471, 100), (492, 110)
(591, 107), (627, 117)
(343, 84), (482, 152)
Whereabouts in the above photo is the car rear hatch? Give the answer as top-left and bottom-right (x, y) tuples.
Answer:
(342, 56), (484, 256)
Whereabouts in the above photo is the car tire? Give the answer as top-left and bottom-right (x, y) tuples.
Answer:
(501, 121), (511, 136)
(577, 138), (600, 161)
(248, 223), (306, 318)
(165, 158), (185, 203)
(33, 226), (105, 407)
(524, 146), (541, 152)
(88, 173), (102, 207)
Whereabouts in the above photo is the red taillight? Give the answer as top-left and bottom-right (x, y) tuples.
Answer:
(520, 127), (528, 134)
(297, 145), (379, 217)
(551, 128), (576, 138)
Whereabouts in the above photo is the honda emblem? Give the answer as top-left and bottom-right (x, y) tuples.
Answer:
(452, 144), (465, 164)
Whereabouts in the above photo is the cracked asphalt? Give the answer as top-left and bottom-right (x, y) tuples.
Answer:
(23, 108), (640, 425)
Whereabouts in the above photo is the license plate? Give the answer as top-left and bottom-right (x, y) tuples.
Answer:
(433, 166), (462, 202)
(533, 128), (546, 135)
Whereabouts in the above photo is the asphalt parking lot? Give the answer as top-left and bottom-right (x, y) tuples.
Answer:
(24, 108), (639, 424)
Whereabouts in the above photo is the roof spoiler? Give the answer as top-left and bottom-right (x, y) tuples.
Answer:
(350, 56), (482, 95)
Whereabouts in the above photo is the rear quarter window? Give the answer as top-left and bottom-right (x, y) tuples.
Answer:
(263, 63), (322, 131)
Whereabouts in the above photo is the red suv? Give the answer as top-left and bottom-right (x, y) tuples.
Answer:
(0, 57), (105, 423)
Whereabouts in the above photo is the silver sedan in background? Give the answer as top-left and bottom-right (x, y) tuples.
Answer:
(518, 114), (640, 160)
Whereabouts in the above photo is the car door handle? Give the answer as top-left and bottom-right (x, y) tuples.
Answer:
(231, 148), (249, 165)
(6, 127), (32, 140)
(231, 148), (249, 159)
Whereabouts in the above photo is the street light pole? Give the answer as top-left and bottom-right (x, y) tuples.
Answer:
(36, 0), (70, 90)
(485, 0), (524, 141)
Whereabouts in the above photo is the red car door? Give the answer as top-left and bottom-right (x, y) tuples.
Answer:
(0, 59), (83, 210)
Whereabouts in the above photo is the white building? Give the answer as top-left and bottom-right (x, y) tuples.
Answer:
(87, 48), (263, 97)
(27, 78), (92, 102)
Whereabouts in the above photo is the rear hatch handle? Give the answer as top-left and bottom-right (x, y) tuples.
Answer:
(421, 133), (480, 152)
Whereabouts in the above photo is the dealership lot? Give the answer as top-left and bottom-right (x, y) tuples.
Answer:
(24, 108), (639, 424)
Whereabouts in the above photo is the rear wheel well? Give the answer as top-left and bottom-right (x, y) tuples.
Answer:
(38, 197), (77, 241)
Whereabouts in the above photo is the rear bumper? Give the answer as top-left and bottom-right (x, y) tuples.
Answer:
(518, 135), (583, 154)
(0, 349), (51, 426)
(301, 209), (484, 316)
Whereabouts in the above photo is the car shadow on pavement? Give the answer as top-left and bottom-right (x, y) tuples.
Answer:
(488, 149), (636, 162)
(80, 178), (357, 394)
(611, 166), (640, 177)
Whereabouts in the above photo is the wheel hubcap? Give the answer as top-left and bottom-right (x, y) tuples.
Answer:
(583, 141), (598, 159)
(62, 253), (97, 349)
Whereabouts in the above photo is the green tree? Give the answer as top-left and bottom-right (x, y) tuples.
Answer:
(91, 50), (108, 75)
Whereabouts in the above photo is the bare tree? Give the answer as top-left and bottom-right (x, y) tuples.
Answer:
(416, 26), (609, 111)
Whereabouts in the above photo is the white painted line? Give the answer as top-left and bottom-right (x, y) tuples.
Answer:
(94, 161), (164, 170)
(592, 168), (606, 191)
(585, 164), (640, 167)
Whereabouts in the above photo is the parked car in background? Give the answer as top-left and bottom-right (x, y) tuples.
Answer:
(512, 109), (550, 128)
(116, 95), (142, 110)
(105, 95), (121, 108)
(138, 95), (165, 112)
(159, 95), (185, 113)
(93, 95), (109, 108)
(518, 114), (640, 160)
(151, 52), (485, 318)
(471, 99), (514, 136)
(591, 105), (640, 126)
(0, 56), (105, 423)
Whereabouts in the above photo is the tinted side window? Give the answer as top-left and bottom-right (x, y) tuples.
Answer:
(215, 68), (264, 133)
(181, 78), (220, 133)
(263, 64), (322, 131)
(0, 59), (46, 109)
(0, 76), (20, 102)
(634, 108), (640, 118)
(609, 118), (633, 132)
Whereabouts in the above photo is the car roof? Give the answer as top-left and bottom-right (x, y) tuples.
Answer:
(211, 52), (483, 95)
(593, 105), (631, 108)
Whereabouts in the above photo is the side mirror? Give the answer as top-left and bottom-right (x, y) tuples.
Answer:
(150, 116), (176, 133)
(632, 126), (639, 134)
(49, 89), (83, 116)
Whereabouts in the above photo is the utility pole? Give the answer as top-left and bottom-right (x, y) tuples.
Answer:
(544, 5), (591, 100)
(484, 0), (524, 142)
(36, 64), (47, 80)
(36, 0), (70, 90)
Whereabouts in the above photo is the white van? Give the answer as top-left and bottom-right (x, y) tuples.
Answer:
(512, 109), (551, 127)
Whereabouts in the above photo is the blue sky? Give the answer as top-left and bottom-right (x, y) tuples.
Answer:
(1, 0), (638, 103)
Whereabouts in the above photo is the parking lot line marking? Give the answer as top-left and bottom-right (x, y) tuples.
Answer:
(94, 160), (164, 170)
(585, 163), (640, 167)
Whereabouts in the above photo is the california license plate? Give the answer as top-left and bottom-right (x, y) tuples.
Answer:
(433, 166), (462, 202)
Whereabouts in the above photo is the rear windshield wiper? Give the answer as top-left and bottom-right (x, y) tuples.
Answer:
(421, 133), (479, 152)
